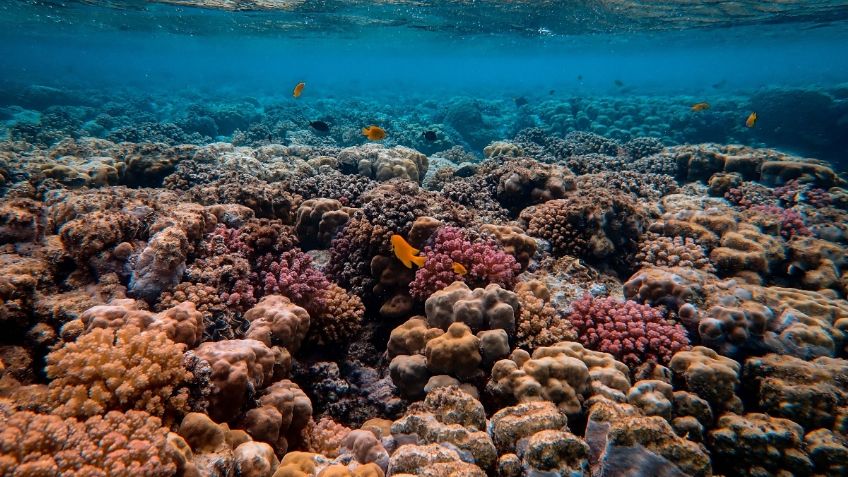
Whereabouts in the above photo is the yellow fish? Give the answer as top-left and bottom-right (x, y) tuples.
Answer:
(391, 234), (426, 268)
(746, 112), (758, 128)
(293, 82), (305, 98)
(691, 102), (710, 111)
(453, 262), (468, 276)
(362, 125), (386, 141)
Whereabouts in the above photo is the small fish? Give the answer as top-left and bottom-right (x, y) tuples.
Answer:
(453, 262), (467, 276)
(746, 112), (758, 128)
(577, 75), (583, 81)
(614, 79), (624, 87)
(690, 102), (710, 112)
(422, 130), (437, 141)
(712, 79), (727, 89)
(549, 89), (555, 95)
(309, 120), (330, 132)
(267, 133), (273, 142)
(514, 97), (528, 107)
(391, 234), (426, 268)
(362, 125), (386, 141)
(292, 82), (305, 98)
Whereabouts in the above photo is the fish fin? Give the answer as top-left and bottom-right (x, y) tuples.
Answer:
(410, 255), (426, 268)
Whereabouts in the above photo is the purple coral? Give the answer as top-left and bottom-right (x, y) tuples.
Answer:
(568, 294), (690, 367)
(749, 205), (811, 239)
(773, 179), (832, 208)
(724, 182), (777, 209)
(409, 226), (519, 300)
(804, 187), (832, 208)
(260, 249), (330, 313)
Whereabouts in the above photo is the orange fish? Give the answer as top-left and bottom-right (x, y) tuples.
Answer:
(452, 262), (468, 276)
(391, 234), (425, 268)
(292, 82), (305, 98)
(362, 125), (386, 141)
(746, 112), (758, 128)
(691, 102), (710, 111)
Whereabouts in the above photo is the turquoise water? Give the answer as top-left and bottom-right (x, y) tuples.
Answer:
(2, 1), (848, 166)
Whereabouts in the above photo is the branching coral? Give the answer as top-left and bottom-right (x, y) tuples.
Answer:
(260, 249), (364, 345)
(0, 409), (178, 477)
(520, 188), (647, 268)
(636, 233), (715, 271)
(514, 280), (577, 350)
(44, 327), (192, 420)
(568, 294), (690, 368)
(409, 226), (520, 300)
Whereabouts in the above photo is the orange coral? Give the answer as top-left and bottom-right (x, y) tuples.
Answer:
(45, 326), (192, 420)
(0, 409), (178, 477)
(514, 280), (576, 350)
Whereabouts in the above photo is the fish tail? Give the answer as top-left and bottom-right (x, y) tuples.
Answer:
(410, 255), (426, 268)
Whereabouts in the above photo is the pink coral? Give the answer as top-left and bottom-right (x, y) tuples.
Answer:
(773, 179), (803, 206)
(748, 205), (811, 239)
(568, 294), (690, 368)
(804, 187), (832, 208)
(410, 226), (519, 300)
(724, 181), (776, 209)
(773, 179), (832, 208)
(261, 249), (330, 311)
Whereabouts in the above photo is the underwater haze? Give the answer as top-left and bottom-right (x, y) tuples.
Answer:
(3, 2), (848, 477)
(2, 1), (848, 165)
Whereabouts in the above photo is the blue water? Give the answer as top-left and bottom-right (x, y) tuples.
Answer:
(1, 1), (848, 167)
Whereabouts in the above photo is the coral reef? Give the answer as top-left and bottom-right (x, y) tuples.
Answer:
(1, 99), (846, 477)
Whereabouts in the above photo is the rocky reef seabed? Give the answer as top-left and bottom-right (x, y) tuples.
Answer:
(1, 85), (848, 477)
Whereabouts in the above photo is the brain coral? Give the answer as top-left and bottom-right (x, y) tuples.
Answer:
(45, 327), (192, 420)
(0, 409), (178, 477)
(514, 280), (577, 350)
(485, 158), (574, 213)
(338, 144), (429, 183)
(244, 294), (311, 352)
(743, 353), (848, 431)
(568, 294), (690, 368)
(391, 386), (496, 471)
(487, 342), (631, 415)
(194, 338), (277, 423)
(424, 280), (521, 335)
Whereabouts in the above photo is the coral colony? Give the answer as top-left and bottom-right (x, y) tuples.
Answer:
(1, 7), (848, 474)
(2, 108), (848, 475)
